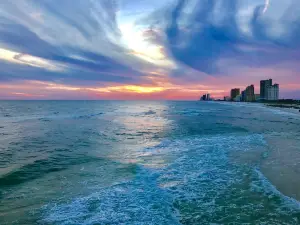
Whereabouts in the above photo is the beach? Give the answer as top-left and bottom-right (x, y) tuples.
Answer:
(261, 102), (300, 201)
(265, 102), (300, 114)
(227, 102), (300, 201)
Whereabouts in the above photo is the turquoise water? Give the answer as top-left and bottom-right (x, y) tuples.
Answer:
(1, 101), (300, 224)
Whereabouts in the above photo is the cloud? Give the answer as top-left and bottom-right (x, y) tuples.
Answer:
(0, 48), (64, 72)
(0, 0), (156, 86)
(0, 16), (58, 57)
(154, 0), (300, 74)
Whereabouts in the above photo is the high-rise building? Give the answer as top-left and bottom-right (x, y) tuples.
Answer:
(241, 91), (246, 102)
(245, 85), (255, 102)
(231, 88), (240, 100)
(260, 79), (272, 100)
(255, 94), (261, 101)
(200, 94), (211, 101)
(267, 84), (279, 100)
(207, 94), (211, 101)
(233, 95), (242, 102)
(260, 79), (280, 100)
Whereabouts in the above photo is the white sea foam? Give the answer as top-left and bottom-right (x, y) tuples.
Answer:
(42, 134), (277, 224)
(42, 169), (181, 225)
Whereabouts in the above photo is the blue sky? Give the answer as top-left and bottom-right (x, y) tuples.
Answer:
(0, 0), (299, 99)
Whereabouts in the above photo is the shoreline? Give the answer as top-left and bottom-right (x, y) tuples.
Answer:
(264, 104), (300, 115)
(223, 101), (300, 202)
(212, 100), (300, 114)
(260, 134), (300, 202)
(264, 103), (300, 113)
(251, 103), (300, 202)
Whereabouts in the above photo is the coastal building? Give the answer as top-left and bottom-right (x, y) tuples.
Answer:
(207, 94), (211, 101)
(267, 84), (279, 100)
(260, 79), (272, 100)
(241, 91), (246, 102)
(228, 78), (279, 103)
(260, 79), (280, 100)
(233, 94), (242, 102)
(255, 94), (261, 102)
(200, 94), (211, 101)
(245, 85), (255, 102)
(231, 88), (240, 101)
(224, 96), (231, 101)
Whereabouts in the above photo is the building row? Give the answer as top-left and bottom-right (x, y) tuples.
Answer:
(200, 93), (211, 101)
(228, 79), (279, 102)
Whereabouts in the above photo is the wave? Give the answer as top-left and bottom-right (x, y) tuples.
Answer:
(144, 110), (156, 115)
(41, 134), (273, 224)
(252, 169), (300, 210)
(0, 156), (104, 187)
(75, 112), (104, 119)
(41, 166), (180, 225)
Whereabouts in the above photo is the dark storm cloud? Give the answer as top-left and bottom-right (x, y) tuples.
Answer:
(163, 0), (300, 74)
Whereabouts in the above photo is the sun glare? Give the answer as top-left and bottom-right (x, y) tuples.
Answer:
(119, 24), (165, 62)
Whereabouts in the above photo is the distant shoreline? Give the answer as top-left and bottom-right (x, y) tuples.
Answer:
(209, 99), (300, 112)
(264, 103), (300, 111)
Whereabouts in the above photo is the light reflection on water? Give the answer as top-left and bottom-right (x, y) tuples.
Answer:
(102, 101), (172, 167)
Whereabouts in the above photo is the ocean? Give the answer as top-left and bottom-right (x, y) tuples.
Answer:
(1, 101), (300, 224)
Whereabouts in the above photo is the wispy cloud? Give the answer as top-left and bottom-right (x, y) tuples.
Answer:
(0, 48), (64, 71)
(159, 0), (300, 75)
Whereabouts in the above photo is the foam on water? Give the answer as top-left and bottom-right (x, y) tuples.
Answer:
(42, 133), (300, 224)
(42, 167), (180, 225)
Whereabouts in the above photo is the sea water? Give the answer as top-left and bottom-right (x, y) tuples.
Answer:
(1, 101), (300, 224)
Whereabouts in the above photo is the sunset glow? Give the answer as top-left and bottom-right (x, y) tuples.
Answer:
(0, 0), (299, 100)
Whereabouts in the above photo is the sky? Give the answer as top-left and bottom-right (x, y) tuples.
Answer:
(0, 0), (299, 100)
